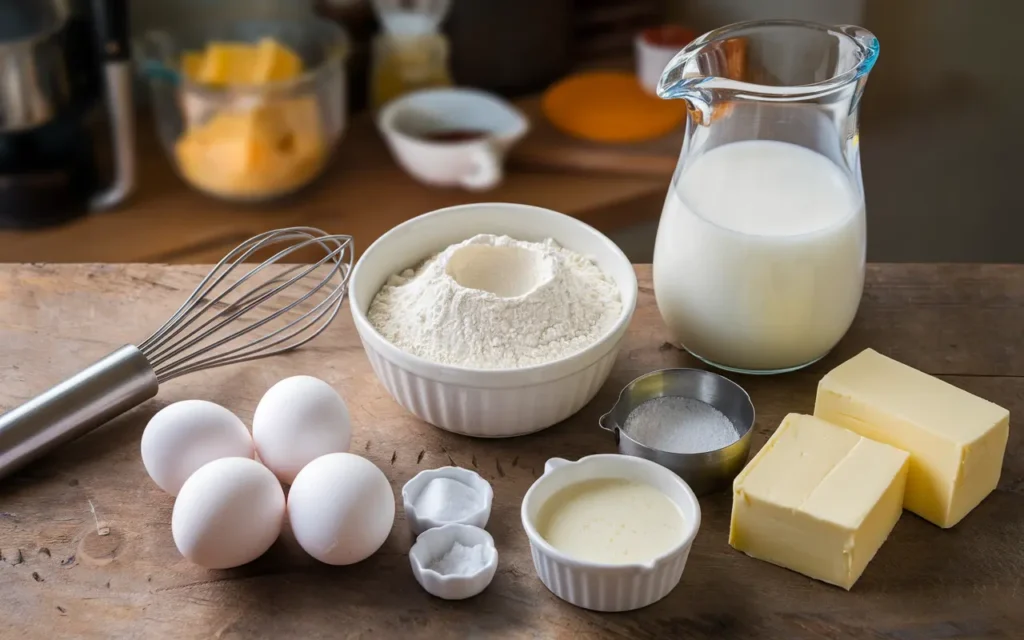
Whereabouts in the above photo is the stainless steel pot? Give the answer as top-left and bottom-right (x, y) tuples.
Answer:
(0, 1), (70, 132)
(0, 0), (133, 209)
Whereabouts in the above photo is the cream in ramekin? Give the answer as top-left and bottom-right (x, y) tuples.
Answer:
(521, 454), (701, 612)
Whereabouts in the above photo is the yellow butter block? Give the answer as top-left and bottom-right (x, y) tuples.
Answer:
(275, 97), (325, 161)
(814, 348), (1009, 528)
(730, 413), (909, 590)
(181, 51), (204, 81)
(196, 42), (259, 85)
(276, 97), (322, 136)
(188, 39), (303, 86)
(252, 37), (304, 83)
(175, 103), (326, 199)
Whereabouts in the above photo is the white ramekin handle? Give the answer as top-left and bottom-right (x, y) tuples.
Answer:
(544, 458), (571, 475)
(459, 145), (502, 191)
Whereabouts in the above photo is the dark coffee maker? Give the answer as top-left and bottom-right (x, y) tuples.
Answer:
(0, 0), (133, 228)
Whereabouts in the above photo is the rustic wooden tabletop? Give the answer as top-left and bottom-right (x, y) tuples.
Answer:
(0, 264), (1021, 639)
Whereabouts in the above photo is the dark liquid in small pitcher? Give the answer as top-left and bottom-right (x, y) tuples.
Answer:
(416, 129), (490, 143)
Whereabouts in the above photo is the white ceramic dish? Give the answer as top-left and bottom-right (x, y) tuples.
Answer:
(402, 466), (493, 536)
(409, 523), (498, 600)
(349, 202), (638, 437)
(520, 454), (701, 612)
(378, 88), (528, 191)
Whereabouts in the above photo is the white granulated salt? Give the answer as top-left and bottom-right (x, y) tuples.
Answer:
(413, 477), (481, 522)
(428, 541), (490, 576)
(623, 396), (741, 454)
(367, 234), (622, 369)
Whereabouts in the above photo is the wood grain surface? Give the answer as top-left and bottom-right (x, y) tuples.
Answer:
(0, 264), (1021, 639)
(509, 96), (683, 177)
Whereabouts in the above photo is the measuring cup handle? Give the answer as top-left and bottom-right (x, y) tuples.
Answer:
(598, 411), (618, 433)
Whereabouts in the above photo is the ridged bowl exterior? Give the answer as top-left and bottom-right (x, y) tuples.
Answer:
(520, 454), (702, 612)
(348, 202), (638, 438)
(359, 337), (623, 437)
(528, 539), (692, 612)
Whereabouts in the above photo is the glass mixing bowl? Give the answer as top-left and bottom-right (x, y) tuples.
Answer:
(137, 19), (349, 202)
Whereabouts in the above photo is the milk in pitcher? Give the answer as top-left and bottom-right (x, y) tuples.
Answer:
(653, 139), (865, 372)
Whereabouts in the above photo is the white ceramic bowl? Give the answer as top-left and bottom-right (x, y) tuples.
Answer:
(377, 88), (528, 191)
(409, 523), (498, 600)
(521, 454), (701, 612)
(402, 466), (493, 536)
(349, 203), (638, 437)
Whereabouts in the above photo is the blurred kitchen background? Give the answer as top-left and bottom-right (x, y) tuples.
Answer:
(0, 0), (1019, 263)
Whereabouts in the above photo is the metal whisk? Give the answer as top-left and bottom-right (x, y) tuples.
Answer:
(0, 227), (353, 479)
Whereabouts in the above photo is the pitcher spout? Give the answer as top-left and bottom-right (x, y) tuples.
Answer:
(655, 20), (878, 123)
(655, 31), (742, 123)
(655, 31), (739, 99)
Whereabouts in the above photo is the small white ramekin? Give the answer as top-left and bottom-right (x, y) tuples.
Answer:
(409, 523), (498, 600)
(402, 466), (493, 536)
(349, 203), (638, 437)
(521, 454), (701, 612)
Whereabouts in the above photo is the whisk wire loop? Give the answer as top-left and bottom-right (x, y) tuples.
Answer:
(145, 237), (345, 366)
(0, 226), (354, 480)
(152, 246), (347, 378)
(136, 227), (353, 383)
(140, 229), (343, 355)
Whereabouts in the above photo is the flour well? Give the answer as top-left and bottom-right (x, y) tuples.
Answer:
(367, 234), (622, 369)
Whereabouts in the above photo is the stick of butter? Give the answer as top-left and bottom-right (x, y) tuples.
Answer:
(815, 348), (1009, 529)
(730, 413), (909, 590)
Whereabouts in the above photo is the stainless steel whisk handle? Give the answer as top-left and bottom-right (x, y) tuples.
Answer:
(0, 346), (158, 479)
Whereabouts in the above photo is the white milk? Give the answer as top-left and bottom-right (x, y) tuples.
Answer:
(653, 139), (865, 372)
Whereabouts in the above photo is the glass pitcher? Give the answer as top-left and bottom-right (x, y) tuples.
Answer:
(652, 20), (878, 374)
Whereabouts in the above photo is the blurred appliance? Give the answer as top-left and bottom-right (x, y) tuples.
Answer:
(446, 0), (570, 96)
(0, 0), (133, 229)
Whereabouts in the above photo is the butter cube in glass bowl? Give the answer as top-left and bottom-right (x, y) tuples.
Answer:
(137, 19), (349, 202)
(729, 413), (910, 590)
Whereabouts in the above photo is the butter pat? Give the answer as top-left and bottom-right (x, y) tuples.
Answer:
(815, 349), (1009, 528)
(730, 413), (909, 590)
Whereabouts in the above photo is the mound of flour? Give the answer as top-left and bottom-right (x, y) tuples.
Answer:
(367, 234), (622, 369)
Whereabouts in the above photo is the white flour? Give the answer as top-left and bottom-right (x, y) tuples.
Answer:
(367, 234), (622, 369)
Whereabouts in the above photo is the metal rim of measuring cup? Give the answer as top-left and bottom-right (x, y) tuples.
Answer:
(598, 368), (756, 495)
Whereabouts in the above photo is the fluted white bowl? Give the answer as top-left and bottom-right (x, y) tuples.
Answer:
(349, 202), (637, 437)
(409, 523), (498, 600)
(521, 455), (701, 612)
(402, 466), (493, 536)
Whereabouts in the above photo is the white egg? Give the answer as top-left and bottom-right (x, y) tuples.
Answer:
(252, 376), (351, 484)
(141, 400), (254, 496)
(288, 453), (395, 565)
(172, 457), (285, 569)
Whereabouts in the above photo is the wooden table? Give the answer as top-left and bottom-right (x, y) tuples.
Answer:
(0, 264), (1021, 639)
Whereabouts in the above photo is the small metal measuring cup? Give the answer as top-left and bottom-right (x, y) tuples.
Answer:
(599, 368), (755, 496)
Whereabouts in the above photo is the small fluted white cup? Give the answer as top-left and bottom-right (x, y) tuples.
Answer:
(410, 523), (498, 600)
(521, 454), (701, 612)
(402, 466), (493, 536)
